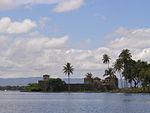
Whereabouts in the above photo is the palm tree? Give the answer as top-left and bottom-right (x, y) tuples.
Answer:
(113, 58), (123, 88)
(103, 68), (117, 89)
(102, 54), (111, 68)
(134, 60), (148, 88)
(119, 49), (132, 62)
(86, 72), (93, 76)
(103, 68), (115, 77)
(119, 49), (132, 88)
(63, 62), (74, 91)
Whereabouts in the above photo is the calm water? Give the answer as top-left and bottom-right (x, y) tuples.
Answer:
(0, 91), (150, 113)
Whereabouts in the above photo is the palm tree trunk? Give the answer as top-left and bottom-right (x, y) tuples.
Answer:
(68, 75), (70, 91)
(126, 80), (128, 88)
(124, 78), (126, 88)
(130, 82), (132, 88)
(120, 73), (123, 89)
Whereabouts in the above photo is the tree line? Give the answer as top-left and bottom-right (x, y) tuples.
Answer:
(102, 49), (150, 90)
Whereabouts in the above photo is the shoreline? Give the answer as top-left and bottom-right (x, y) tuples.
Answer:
(20, 88), (150, 93)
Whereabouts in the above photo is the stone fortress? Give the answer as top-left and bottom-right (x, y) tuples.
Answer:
(38, 74), (118, 91)
(84, 74), (118, 91)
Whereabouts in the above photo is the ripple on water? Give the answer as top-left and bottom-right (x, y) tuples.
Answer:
(0, 91), (150, 113)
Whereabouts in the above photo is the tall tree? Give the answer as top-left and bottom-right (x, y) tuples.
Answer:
(63, 62), (74, 91)
(122, 59), (136, 88)
(103, 68), (115, 77)
(119, 49), (132, 62)
(103, 68), (118, 89)
(102, 54), (111, 68)
(139, 69), (150, 91)
(113, 58), (123, 88)
(139, 62), (150, 89)
(119, 49), (132, 88)
(131, 60), (148, 88)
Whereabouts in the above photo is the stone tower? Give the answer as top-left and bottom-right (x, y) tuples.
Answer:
(93, 77), (101, 84)
(84, 74), (93, 84)
(43, 74), (50, 81)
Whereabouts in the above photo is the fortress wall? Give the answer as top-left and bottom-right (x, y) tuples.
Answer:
(68, 84), (94, 91)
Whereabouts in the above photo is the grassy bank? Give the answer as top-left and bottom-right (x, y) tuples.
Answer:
(109, 88), (150, 93)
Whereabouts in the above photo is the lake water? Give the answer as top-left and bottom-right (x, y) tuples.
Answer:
(0, 91), (150, 113)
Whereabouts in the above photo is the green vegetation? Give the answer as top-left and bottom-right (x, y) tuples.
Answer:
(102, 54), (118, 89)
(24, 83), (40, 91)
(63, 62), (74, 91)
(103, 68), (115, 77)
(113, 58), (123, 88)
(103, 49), (150, 92)
(24, 78), (66, 92)
(46, 78), (66, 91)
(0, 86), (24, 91)
(102, 54), (111, 68)
(102, 54), (117, 79)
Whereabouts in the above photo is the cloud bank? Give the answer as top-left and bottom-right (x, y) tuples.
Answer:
(0, 17), (37, 34)
(0, 27), (150, 78)
(0, 0), (84, 12)
(0, 16), (149, 78)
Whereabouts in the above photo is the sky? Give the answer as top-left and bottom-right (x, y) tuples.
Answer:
(0, 0), (150, 78)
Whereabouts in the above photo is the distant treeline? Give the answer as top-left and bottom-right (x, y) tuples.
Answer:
(0, 86), (24, 91)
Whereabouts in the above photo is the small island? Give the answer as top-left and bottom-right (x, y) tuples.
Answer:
(24, 49), (150, 93)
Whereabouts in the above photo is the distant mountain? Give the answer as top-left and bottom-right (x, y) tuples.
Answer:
(0, 77), (83, 86)
(0, 77), (42, 86)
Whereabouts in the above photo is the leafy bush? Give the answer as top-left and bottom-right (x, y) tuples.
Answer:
(46, 78), (66, 91)
(24, 83), (40, 91)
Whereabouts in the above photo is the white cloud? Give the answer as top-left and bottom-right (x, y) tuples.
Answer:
(53, 0), (84, 12)
(18, 0), (62, 4)
(0, 0), (84, 12)
(108, 28), (150, 49)
(22, 0), (62, 9)
(104, 27), (150, 63)
(0, 0), (16, 11)
(0, 34), (105, 78)
(105, 27), (130, 38)
(0, 35), (70, 78)
(0, 0), (62, 10)
(0, 17), (37, 34)
(0, 26), (150, 78)
(28, 31), (41, 37)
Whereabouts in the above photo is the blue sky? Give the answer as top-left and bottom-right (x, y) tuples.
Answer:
(0, 0), (150, 78)
(1, 0), (150, 49)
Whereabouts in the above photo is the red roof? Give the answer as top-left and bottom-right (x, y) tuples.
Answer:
(43, 74), (50, 77)
(86, 74), (92, 78)
(105, 76), (113, 79)
(94, 77), (101, 80)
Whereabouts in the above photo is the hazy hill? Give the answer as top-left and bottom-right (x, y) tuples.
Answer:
(0, 78), (83, 86)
